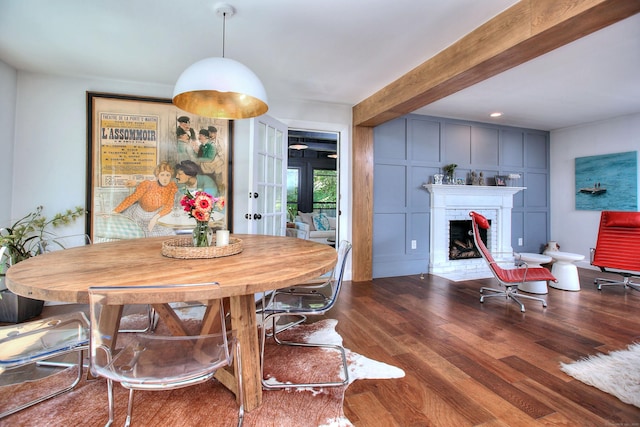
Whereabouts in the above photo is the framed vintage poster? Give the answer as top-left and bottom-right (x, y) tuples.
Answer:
(86, 92), (232, 243)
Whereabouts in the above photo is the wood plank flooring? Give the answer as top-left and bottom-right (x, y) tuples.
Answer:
(16, 267), (640, 426)
(331, 268), (640, 426)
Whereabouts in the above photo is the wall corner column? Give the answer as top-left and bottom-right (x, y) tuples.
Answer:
(351, 124), (374, 281)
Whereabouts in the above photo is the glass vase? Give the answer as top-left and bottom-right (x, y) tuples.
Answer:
(192, 221), (212, 247)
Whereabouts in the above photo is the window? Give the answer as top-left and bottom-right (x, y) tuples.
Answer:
(313, 169), (337, 215)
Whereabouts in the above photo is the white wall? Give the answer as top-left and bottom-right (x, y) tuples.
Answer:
(550, 113), (640, 268)
(0, 59), (17, 224)
(6, 70), (353, 275)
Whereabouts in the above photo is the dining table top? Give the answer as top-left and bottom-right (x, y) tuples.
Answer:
(5, 234), (338, 304)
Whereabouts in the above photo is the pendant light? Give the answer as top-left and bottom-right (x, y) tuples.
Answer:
(172, 3), (268, 119)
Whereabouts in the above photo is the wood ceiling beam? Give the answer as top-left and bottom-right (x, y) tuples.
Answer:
(353, 0), (640, 127)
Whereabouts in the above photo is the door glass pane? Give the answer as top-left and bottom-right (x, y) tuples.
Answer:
(287, 168), (300, 220)
(257, 122), (266, 152)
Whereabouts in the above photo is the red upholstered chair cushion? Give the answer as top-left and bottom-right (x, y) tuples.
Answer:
(593, 211), (640, 272)
(469, 211), (490, 229)
(602, 211), (640, 228)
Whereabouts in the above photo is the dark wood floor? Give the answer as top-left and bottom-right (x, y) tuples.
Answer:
(331, 268), (640, 426)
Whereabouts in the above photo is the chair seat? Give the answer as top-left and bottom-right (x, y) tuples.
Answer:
(495, 266), (556, 285)
(0, 312), (89, 369)
(265, 291), (331, 313)
(0, 311), (89, 418)
(94, 332), (232, 390)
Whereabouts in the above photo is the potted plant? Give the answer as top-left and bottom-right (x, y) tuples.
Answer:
(443, 163), (457, 184)
(0, 205), (84, 322)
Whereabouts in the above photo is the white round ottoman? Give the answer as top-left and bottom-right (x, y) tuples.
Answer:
(514, 252), (553, 294)
(544, 251), (585, 291)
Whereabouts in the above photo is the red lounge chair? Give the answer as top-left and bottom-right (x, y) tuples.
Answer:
(590, 210), (640, 292)
(469, 211), (557, 312)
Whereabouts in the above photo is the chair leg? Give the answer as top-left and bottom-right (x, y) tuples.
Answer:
(595, 276), (640, 292)
(106, 378), (114, 427)
(118, 305), (157, 333)
(260, 313), (349, 390)
(124, 388), (135, 427)
(0, 349), (85, 419)
(480, 285), (547, 312)
(234, 340), (244, 427)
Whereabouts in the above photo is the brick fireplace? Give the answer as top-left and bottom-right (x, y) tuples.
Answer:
(423, 184), (525, 280)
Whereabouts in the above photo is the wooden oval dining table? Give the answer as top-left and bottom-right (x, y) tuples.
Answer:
(5, 234), (338, 412)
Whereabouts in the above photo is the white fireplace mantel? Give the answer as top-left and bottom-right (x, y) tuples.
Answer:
(422, 184), (525, 279)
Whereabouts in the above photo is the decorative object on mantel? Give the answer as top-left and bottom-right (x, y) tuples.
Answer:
(179, 190), (224, 247)
(0, 205), (84, 322)
(507, 173), (522, 187)
(494, 175), (508, 186)
(545, 241), (560, 252)
(470, 171), (478, 185)
(433, 173), (444, 185)
(172, 3), (268, 119)
(479, 171), (485, 186)
(442, 163), (457, 184)
(161, 236), (243, 259)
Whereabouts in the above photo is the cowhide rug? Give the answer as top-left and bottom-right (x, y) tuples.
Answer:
(0, 317), (404, 426)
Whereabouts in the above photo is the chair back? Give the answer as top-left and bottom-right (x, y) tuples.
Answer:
(325, 240), (352, 308)
(37, 234), (91, 254)
(88, 283), (231, 386)
(284, 227), (309, 240)
(93, 213), (145, 242)
(592, 211), (640, 272)
(469, 211), (499, 270)
(470, 211), (518, 283)
(0, 246), (10, 290)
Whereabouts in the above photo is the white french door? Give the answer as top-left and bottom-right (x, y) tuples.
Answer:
(245, 115), (287, 235)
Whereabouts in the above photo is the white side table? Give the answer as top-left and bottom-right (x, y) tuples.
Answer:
(514, 252), (553, 294)
(544, 251), (585, 291)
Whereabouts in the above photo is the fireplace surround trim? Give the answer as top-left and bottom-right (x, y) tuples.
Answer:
(423, 184), (525, 278)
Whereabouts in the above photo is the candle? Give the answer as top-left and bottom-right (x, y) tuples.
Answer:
(216, 230), (230, 247)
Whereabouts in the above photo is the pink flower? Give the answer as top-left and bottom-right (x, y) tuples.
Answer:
(180, 190), (223, 222)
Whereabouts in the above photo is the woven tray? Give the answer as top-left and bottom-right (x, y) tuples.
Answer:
(161, 237), (243, 259)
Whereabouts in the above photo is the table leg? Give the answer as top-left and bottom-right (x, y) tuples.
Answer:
(229, 294), (262, 411)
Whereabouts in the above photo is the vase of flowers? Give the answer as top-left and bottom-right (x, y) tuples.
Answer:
(180, 191), (223, 247)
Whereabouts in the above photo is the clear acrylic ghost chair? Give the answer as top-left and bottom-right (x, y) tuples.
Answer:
(260, 240), (352, 389)
(88, 283), (243, 427)
(0, 311), (90, 418)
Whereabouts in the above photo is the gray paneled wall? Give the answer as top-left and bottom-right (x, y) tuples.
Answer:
(372, 114), (550, 278)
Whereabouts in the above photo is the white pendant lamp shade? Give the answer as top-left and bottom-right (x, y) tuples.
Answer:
(172, 57), (268, 119)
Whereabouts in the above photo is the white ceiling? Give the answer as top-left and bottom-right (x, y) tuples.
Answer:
(1, 0), (638, 131)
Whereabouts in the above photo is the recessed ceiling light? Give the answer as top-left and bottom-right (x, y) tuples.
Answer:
(490, 112), (503, 118)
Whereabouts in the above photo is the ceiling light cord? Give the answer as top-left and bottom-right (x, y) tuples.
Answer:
(222, 12), (226, 58)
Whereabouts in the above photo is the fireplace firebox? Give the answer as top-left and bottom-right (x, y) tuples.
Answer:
(449, 220), (488, 260)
